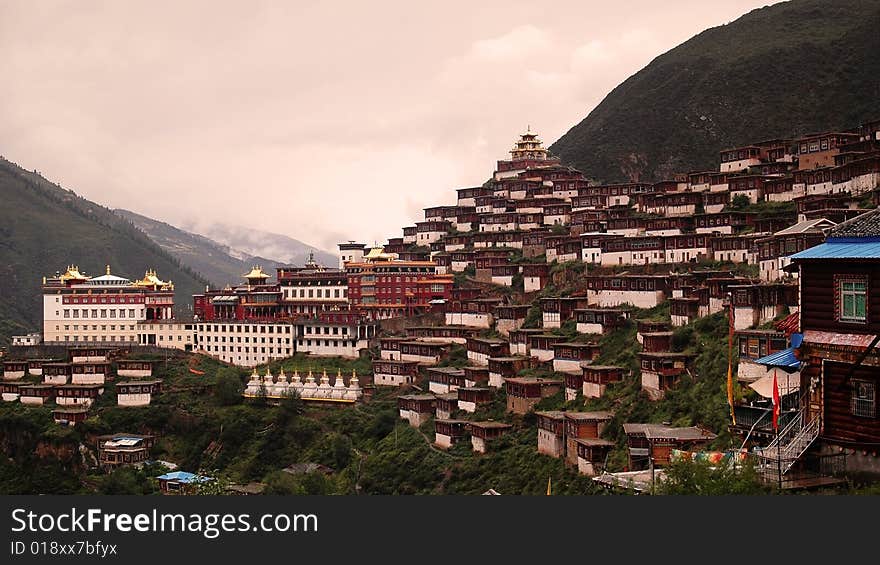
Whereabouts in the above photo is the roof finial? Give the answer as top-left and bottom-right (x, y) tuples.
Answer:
(106, 264), (111, 275)
(527, 124), (530, 133)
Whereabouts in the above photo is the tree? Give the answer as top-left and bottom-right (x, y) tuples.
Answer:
(657, 457), (768, 495)
(214, 367), (243, 406)
(729, 194), (751, 211)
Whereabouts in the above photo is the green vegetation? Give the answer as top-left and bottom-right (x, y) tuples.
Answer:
(657, 457), (768, 495)
(550, 0), (880, 182)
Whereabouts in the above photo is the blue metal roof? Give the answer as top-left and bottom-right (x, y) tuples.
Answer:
(156, 471), (212, 483)
(791, 238), (880, 260)
(754, 347), (800, 369)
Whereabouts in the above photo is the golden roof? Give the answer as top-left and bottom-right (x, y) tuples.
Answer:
(132, 269), (173, 290)
(59, 265), (88, 282)
(363, 246), (397, 262)
(243, 266), (270, 280)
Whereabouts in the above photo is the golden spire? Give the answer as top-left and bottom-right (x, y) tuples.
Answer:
(106, 264), (111, 275)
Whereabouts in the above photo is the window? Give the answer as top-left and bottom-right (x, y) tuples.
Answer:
(839, 278), (867, 322)
(851, 380), (876, 418)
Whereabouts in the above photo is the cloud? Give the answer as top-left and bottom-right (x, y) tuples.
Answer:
(0, 0), (776, 263)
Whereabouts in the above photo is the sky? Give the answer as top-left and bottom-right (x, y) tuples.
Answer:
(1, 0), (777, 255)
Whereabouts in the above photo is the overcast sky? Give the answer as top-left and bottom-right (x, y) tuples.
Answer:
(1, 0), (775, 254)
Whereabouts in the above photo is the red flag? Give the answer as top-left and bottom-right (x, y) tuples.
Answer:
(772, 369), (780, 431)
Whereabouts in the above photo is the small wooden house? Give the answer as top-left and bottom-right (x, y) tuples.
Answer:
(372, 359), (420, 387)
(574, 438), (616, 476)
(1, 381), (22, 402)
(426, 367), (466, 394)
(462, 366), (490, 388)
(71, 362), (110, 385)
(98, 434), (156, 469)
(623, 423), (717, 470)
(19, 383), (55, 406)
(399, 340), (453, 364)
(536, 411), (567, 458)
(469, 421), (512, 454)
(42, 362), (72, 385)
(116, 360), (155, 378)
(552, 342), (601, 374)
(116, 380), (163, 407)
(466, 337), (509, 366)
(639, 352), (695, 400)
(636, 320), (670, 344)
(582, 365), (627, 399)
(54, 383), (104, 407)
(487, 356), (532, 387)
(493, 305), (532, 336)
(397, 394), (436, 428)
(434, 419), (469, 449)
(456, 387), (493, 413)
(565, 411), (613, 466)
(508, 328), (545, 356)
(641, 332), (673, 353)
(27, 359), (60, 376)
(3, 360), (28, 381)
(379, 337), (409, 360)
(435, 392), (459, 420)
(505, 377), (563, 415)
(52, 406), (90, 426)
(529, 334), (567, 362)
(574, 308), (629, 335)
(69, 347), (114, 363)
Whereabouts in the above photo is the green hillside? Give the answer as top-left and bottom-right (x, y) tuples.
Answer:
(550, 0), (880, 182)
(0, 157), (208, 344)
(115, 209), (285, 288)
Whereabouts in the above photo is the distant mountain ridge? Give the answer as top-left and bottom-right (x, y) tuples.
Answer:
(114, 209), (289, 288)
(177, 221), (337, 269)
(0, 157), (209, 344)
(550, 0), (880, 182)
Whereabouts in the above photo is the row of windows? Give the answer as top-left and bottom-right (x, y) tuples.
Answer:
(58, 324), (136, 332)
(54, 335), (137, 342)
(200, 324), (292, 334)
(300, 339), (358, 348)
(303, 326), (347, 335)
(198, 336), (291, 344)
(57, 296), (141, 304)
(282, 288), (346, 299)
(203, 345), (292, 355)
(63, 308), (140, 319)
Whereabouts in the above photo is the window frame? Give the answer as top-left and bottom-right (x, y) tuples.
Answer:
(851, 379), (876, 419)
(835, 274), (869, 324)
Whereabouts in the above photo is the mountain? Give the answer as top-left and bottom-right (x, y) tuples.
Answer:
(0, 157), (209, 344)
(177, 221), (337, 268)
(115, 209), (287, 288)
(550, 0), (880, 183)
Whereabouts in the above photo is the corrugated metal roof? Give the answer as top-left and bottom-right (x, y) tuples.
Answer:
(754, 347), (801, 369)
(791, 240), (880, 260)
(156, 471), (212, 483)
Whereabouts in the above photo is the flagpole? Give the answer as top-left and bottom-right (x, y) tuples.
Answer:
(773, 369), (782, 490)
(776, 425), (782, 490)
(727, 293), (736, 426)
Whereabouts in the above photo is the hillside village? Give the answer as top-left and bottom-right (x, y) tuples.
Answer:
(3, 119), (880, 494)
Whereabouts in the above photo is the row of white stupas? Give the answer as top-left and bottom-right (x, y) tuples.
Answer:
(243, 367), (362, 402)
